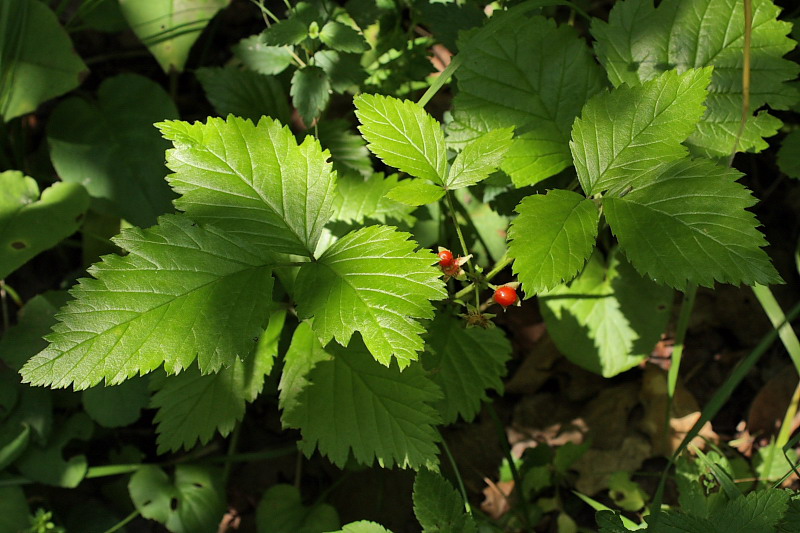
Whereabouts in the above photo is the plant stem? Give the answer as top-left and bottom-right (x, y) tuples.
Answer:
(667, 284), (697, 398)
(440, 436), (472, 516)
(223, 422), (242, 484)
(751, 284), (800, 373)
(101, 510), (140, 533)
(729, 0), (752, 164)
(487, 404), (532, 531)
(444, 190), (481, 309)
(454, 254), (514, 301)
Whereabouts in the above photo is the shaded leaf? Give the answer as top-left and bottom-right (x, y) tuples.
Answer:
(234, 34), (293, 75)
(330, 173), (414, 225)
(196, 66), (290, 124)
(255, 484), (339, 533)
(778, 130), (800, 179)
(414, 469), (477, 532)
(319, 21), (368, 52)
(82, 376), (150, 428)
(291, 65), (331, 126)
(16, 413), (92, 488)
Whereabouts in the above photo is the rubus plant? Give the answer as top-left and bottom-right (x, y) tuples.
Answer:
(2, 0), (800, 531)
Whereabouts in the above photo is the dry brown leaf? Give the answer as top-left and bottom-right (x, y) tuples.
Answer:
(481, 478), (515, 519)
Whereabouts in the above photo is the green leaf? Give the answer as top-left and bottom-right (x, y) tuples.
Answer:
(16, 413), (92, 488)
(282, 334), (442, 469)
(255, 484), (339, 533)
(0, 0), (88, 121)
(507, 189), (599, 294)
(20, 215), (275, 390)
(334, 522), (394, 533)
(314, 50), (367, 93)
(604, 158), (781, 289)
(607, 471), (648, 512)
(780, 493), (800, 533)
(319, 21), (368, 52)
(413, 469), (477, 533)
(234, 34), (294, 75)
(317, 119), (373, 177)
(82, 376), (150, 428)
(422, 315), (511, 424)
(47, 73), (178, 227)
(330, 173), (414, 226)
(570, 68), (712, 197)
(714, 489), (789, 533)
(0, 291), (69, 370)
(291, 66), (331, 126)
(196, 66), (290, 124)
(355, 94), (448, 184)
(278, 321), (332, 416)
(158, 115), (336, 257)
(448, 15), (605, 187)
(385, 179), (445, 206)
(295, 225), (446, 368)
(0, 171), (89, 279)
(540, 250), (672, 377)
(129, 465), (225, 533)
(0, 487), (29, 533)
(592, 0), (800, 157)
(778, 130), (800, 179)
(262, 18), (309, 46)
(118, 0), (230, 73)
(446, 127), (514, 190)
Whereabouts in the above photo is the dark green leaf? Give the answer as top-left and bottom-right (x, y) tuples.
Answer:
(196, 66), (290, 124)
(291, 66), (331, 126)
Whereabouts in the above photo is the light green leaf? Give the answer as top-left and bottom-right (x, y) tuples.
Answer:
(604, 158), (781, 289)
(16, 412), (92, 488)
(592, 0), (800, 157)
(256, 484), (339, 533)
(129, 465), (225, 533)
(330, 173), (414, 226)
(508, 189), (599, 294)
(570, 68), (712, 197)
(262, 18), (309, 46)
(355, 94), (448, 184)
(317, 119), (373, 177)
(448, 15), (605, 187)
(295, 225), (446, 368)
(778, 130), (800, 179)
(540, 250), (672, 377)
(282, 334), (442, 469)
(20, 215), (275, 390)
(385, 179), (445, 206)
(47, 73), (177, 227)
(446, 127), (514, 190)
(422, 315), (511, 424)
(0, 0), (88, 121)
(158, 115), (336, 257)
(291, 66), (331, 126)
(333, 522), (394, 533)
(0, 171), (89, 279)
(196, 66), (290, 124)
(234, 34), (294, 75)
(118, 0), (230, 73)
(319, 21), (368, 52)
(414, 469), (477, 533)
(82, 376), (149, 428)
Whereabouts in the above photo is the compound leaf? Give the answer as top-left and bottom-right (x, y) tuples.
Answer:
(414, 469), (477, 533)
(196, 66), (290, 124)
(570, 68), (712, 196)
(355, 94), (448, 184)
(158, 115), (336, 257)
(446, 127), (514, 190)
(282, 334), (442, 469)
(507, 189), (599, 294)
(295, 225), (446, 368)
(605, 159), (781, 289)
(20, 215), (275, 390)
(592, 0), (800, 157)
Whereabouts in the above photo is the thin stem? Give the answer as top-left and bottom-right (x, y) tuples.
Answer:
(223, 422), (242, 484)
(440, 437), (472, 516)
(444, 191), (480, 309)
(668, 284), (697, 398)
(777, 379), (800, 449)
(417, 55), (463, 108)
(454, 254), (513, 301)
(1, 281), (22, 307)
(729, 0), (752, 164)
(487, 404), (531, 531)
(0, 279), (9, 332)
(751, 284), (800, 374)
(101, 510), (140, 533)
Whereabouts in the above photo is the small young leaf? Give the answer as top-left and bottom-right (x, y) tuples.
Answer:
(291, 65), (331, 126)
(20, 216), (275, 390)
(413, 469), (477, 533)
(282, 334), (442, 469)
(255, 484), (339, 533)
(261, 18), (309, 46)
(778, 130), (800, 179)
(385, 179), (445, 206)
(319, 21), (368, 52)
(158, 115), (336, 257)
(196, 66), (290, 124)
(234, 34), (294, 75)
(355, 94), (448, 184)
(604, 159), (781, 289)
(570, 68), (712, 196)
(295, 225), (446, 368)
(507, 189), (599, 294)
(446, 127), (514, 190)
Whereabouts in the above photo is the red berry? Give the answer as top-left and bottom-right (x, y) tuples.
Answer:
(438, 249), (454, 267)
(493, 286), (518, 307)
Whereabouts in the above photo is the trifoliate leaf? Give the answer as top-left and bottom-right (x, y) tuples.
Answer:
(448, 15), (605, 187)
(314, 50), (367, 93)
(385, 179), (445, 206)
(446, 127), (514, 190)
(158, 116), (336, 257)
(316, 119), (373, 177)
(20, 215), (275, 390)
(508, 189), (599, 294)
(291, 66), (331, 126)
(234, 34), (294, 75)
(295, 225), (446, 368)
(81, 376), (149, 428)
(47, 73), (177, 227)
(282, 335), (442, 469)
(334, 522), (393, 533)
(129, 465), (225, 533)
(262, 18), (309, 46)
(604, 158), (781, 289)
(118, 0), (229, 73)
(422, 315), (511, 424)
(355, 94), (448, 184)
(0, 171), (89, 279)
(414, 469), (477, 533)
(0, 0), (88, 121)
(570, 68), (712, 197)
(540, 250), (671, 377)
(778, 130), (800, 179)
(592, 0), (800, 158)
(319, 21), (368, 52)
(16, 412), (92, 487)
(255, 484), (339, 533)
(330, 173), (414, 226)
(196, 66), (290, 124)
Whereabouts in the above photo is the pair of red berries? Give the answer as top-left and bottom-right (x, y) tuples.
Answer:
(437, 249), (518, 307)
